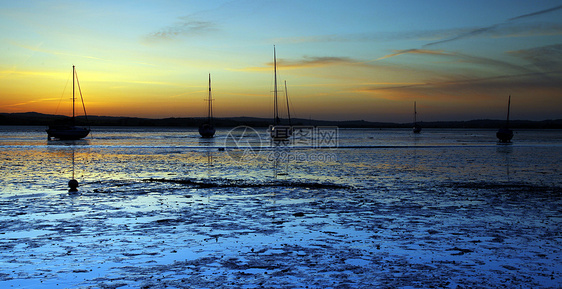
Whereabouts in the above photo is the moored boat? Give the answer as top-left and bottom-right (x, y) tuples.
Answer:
(413, 101), (421, 134)
(269, 46), (292, 141)
(199, 73), (216, 138)
(46, 65), (90, 140)
(496, 95), (513, 143)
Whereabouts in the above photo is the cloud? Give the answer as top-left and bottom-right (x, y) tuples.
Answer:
(424, 23), (562, 47)
(424, 5), (562, 47)
(508, 5), (562, 21)
(274, 29), (465, 45)
(454, 51), (538, 74)
(278, 56), (358, 68)
(274, 21), (562, 49)
(236, 56), (361, 72)
(424, 25), (501, 47)
(125, 80), (185, 87)
(375, 49), (453, 61)
(10, 41), (109, 61)
(373, 48), (537, 77)
(508, 44), (562, 72)
(1, 98), (61, 108)
(360, 70), (562, 98)
(145, 17), (217, 42)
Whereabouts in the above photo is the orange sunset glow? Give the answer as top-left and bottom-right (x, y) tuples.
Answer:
(1, 1), (561, 122)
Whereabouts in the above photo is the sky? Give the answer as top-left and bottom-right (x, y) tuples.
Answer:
(1, 0), (561, 122)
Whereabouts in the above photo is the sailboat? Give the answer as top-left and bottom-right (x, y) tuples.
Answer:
(269, 46), (292, 141)
(198, 73), (216, 138)
(496, 95), (513, 143)
(413, 101), (421, 134)
(46, 65), (90, 140)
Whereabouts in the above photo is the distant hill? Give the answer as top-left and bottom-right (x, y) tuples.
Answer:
(1, 112), (561, 129)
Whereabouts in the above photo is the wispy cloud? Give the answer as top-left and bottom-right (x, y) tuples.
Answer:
(273, 30), (464, 45)
(144, 17), (217, 42)
(374, 49), (453, 61)
(236, 56), (362, 72)
(424, 25), (500, 47)
(278, 56), (358, 68)
(0, 69), (64, 78)
(424, 23), (562, 47)
(125, 80), (185, 87)
(452, 51), (537, 74)
(373, 48), (536, 77)
(10, 40), (109, 61)
(509, 5), (562, 21)
(508, 44), (562, 72)
(275, 21), (562, 46)
(1, 98), (60, 108)
(359, 71), (562, 98)
(424, 5), (562, 47)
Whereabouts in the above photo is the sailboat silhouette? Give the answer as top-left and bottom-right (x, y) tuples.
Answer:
(46, 65), (90, 140)
(199, 73), (216, 138)
(413, 101), (421, 134)
(496, 95), (513, 143)
(269, 46), (292, 141)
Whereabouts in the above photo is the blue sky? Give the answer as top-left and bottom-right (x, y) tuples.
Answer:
(1, 0), (561, 122)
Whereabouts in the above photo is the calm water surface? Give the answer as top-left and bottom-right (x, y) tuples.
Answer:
(1, 126), (560, 192)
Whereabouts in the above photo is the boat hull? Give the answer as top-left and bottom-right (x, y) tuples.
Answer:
(413, 125), (422, 134)
(47, 125), (90, 140)
(199, 123), (216, 138)
(496, 128), (513, 143)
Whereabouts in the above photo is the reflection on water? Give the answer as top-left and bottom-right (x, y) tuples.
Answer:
(47, 139), (91, 147)
(496, 144), (513, 182)
(0, 127), (560, 194)
(496, 143), (513, 154)
(45, 139), (90, 192)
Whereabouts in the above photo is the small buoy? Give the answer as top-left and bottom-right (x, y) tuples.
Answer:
(68, 179), (79, 192)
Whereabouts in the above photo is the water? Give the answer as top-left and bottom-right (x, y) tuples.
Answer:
(1, 126), (560, 190)
(1, 126), (561, 288)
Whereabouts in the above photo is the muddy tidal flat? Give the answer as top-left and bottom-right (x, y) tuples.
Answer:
(1, 127), (561, 288)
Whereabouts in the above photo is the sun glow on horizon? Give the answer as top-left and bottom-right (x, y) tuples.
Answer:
(1, 1), (561, 122)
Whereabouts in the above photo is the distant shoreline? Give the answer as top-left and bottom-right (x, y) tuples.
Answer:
(1, 112), (561, 129)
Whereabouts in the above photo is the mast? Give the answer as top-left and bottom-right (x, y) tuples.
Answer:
(208, 73), (213, 123)
(414, 101), (417, 125)
(506, 95), (511, 128)
(284, 80), (292, 126)
(273, 45), (279, 125)
(71, 149), (75, 179)
(72, 65), (76, 126)
(198, 73), (215, 138)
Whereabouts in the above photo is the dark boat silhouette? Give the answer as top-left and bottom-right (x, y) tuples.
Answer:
(269, 46), (292, 141)
(46, 65), (90, 140)
(496, 95), (513, 143)
(199, 73), (216, 138)
(413, 101), (421, 134)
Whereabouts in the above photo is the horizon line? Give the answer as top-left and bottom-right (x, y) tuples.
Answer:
(1, 111), (560, 125)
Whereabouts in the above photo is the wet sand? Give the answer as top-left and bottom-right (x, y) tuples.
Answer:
(1, 128), (561, 288)
(1, 175), (560, 288)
